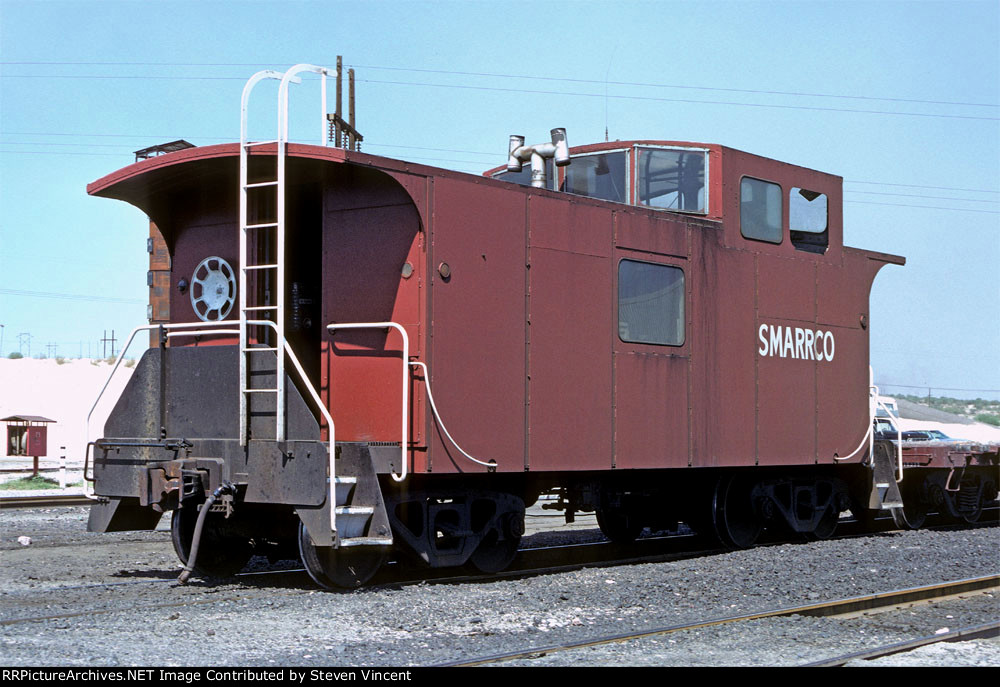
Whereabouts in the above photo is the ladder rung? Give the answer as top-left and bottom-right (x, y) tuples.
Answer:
(243, 264), (279, 271)
(244, 181), (279, 189)
(244, 222), (279, 229)
(244, 140), (279, 147)
(241, 347), (279, 352)
(242, 388), (278, 394)
(243, 306), (277, 312)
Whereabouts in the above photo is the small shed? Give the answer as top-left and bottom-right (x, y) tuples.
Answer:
(3, 415), (56, 476)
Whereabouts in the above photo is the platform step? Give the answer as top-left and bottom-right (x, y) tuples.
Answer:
(334, 476), (357, 507)
(871, 440), (905, 510)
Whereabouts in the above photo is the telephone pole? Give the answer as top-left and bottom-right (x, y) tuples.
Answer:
(18, 332), (32, 357)
(101, 330), (117, 358)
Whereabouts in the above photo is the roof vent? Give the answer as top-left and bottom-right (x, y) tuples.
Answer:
(507, 128), (570, 188)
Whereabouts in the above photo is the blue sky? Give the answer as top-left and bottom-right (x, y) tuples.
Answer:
(1, 0), (998, 399)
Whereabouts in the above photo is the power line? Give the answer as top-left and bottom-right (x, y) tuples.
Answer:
(358, 77), (1000, 122)
(3, 59), (996, 109)
(2, 72), (996, 122)
(847, 190), (999, 203)
(877, 383), (1000, 394)
(845, 200), (1000, 214)
(348, 63), (1000, 110)
(846, 180), (999, 194)
(0, 288), (144, 304)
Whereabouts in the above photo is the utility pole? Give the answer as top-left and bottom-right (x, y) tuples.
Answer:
(17, 332), (32, 357)
(101, 330), (117, 358)
(46, 342), (57, 358)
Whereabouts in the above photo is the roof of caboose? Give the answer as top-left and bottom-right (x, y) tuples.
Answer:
(89, 139), (907, 266)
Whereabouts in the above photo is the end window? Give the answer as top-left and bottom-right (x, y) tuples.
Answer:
(562, 151), (627, 203)
(636, 148), (706, 213)
(790, 187), (828, 254)
(740, 177), (782, 243)
(618, 260), (685, 346)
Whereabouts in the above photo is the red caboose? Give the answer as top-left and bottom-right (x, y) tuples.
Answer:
(87, 64), (981, 589)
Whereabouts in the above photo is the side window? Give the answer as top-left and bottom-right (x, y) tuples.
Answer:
(562, 151), (627, 203)
(740, 177), (782, 243)
(790, 187), (828, 254)
(618, 260), (685, 346)
(636, 148), (707, 213)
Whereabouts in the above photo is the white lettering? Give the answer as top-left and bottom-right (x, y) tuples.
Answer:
(770, 325), (784, 357)
(757, 323), (836, 363)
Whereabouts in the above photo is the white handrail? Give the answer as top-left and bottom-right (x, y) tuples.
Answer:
(327, 322), (409, 482)
(326, 322), (497, 477)
(875, 392), (904, 483)
(85, 320), (339, 534)
(833, 366), (903, 483)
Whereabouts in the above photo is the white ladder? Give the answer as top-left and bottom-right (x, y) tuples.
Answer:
(238, 64), (331, 445)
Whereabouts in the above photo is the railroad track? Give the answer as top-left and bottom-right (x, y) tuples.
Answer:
(804, 621), (1000, 666)
(434, 575), (1000, 667)
(0, 493), (93, 508)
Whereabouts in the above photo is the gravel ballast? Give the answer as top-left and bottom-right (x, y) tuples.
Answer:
(1, 506), (997, 667)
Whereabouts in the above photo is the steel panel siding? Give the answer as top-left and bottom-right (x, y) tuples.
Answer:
(817, 325), (870, 462)
(757, 255), (817, 321)
(529, 195), (612, 258)
(427, 179), (527, 472)
(322, 179), (422, 448)
(614, 210), (688, 257)
(527, 246), (613, 472)
(756, 328), (819, 465)
(614, 350), (689, 469)
(689, 234), (757, 467)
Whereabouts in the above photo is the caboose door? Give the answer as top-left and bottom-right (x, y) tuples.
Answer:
(613, 254), (690, 470)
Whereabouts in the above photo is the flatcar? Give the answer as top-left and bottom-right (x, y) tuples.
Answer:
(84, 64), (997, 588)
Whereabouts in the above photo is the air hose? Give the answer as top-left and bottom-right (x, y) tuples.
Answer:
(177, 481), (235, 584)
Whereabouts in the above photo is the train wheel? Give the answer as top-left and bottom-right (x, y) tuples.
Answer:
(890, 501), (927, 530)
(468, 528), (521, 573)
(171, 506), (253, 578)
(712, 475), (762, 549)
(298, 522), (387, 590)
(805, 505), (839, 540)
(596, 506), (644, 544)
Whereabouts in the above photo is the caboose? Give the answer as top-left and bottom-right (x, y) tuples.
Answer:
(84, 64), (990, 589)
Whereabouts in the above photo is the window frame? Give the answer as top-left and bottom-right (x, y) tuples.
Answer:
(739, 175), (784, 245)
(633, 144), (710, 215)
(789, 186), (829, 254)
(617, 257), (686, 347)
(560, 149), (631, 204)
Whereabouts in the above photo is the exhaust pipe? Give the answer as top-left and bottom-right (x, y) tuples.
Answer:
(507, 128), (570, 188)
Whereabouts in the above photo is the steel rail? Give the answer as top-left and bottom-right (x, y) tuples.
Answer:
(802, 620), (1000, 666)
(434, 575), (1000, 667)
(0, 494), (93, 509)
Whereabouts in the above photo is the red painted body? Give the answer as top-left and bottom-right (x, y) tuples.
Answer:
(88, 140), (903, 478)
